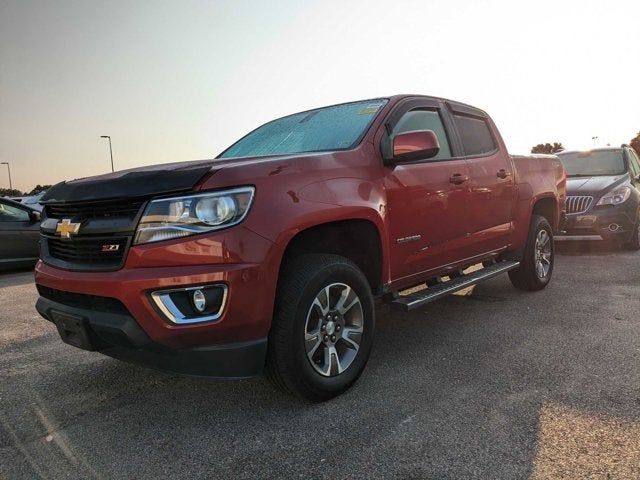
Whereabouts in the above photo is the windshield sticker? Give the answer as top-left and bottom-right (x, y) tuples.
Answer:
(358, 103), (385, 115)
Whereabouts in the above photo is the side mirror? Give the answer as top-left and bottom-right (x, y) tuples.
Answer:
(29, 211), (41, 222)
(393, 130), (440, 162)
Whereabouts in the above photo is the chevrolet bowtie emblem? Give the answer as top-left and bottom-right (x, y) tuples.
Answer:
(56, 218), (81, 238)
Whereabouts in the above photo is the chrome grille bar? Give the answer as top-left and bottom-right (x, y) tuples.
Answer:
(565, 195), (593, 215)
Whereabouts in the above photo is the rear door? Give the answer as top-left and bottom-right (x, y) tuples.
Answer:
(382, 98), (474, 283)
(447, 103), (515, 253)
(0, 200), (40, 262)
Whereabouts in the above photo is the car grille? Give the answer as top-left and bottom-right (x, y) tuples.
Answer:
(41, 199), (146, 271)
(36, 285), (129, 315)
(565, 195), (593, 215)
(46, 236), (130, 268)
(45, 200), (145, 219)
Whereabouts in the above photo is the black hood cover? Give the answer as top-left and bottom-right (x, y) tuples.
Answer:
(566, 174), (627, 196)
(41, 159), (216, 204)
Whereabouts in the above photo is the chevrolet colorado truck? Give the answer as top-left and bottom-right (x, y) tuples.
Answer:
(35, 95), (566, 401)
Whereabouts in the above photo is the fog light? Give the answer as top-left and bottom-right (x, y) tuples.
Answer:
(150, 284), (228, 324)
(192, 289), (206, 312)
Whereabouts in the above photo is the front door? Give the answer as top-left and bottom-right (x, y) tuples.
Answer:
(382, 102), (473, 284)
(0, 200), (40, 263)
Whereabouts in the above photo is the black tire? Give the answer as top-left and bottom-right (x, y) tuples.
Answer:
(266, 254), (375, 402)
(509, 215), (554, 291)
(624, 214), (640, 251)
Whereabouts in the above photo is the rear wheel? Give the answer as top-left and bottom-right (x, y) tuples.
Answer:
(266, 254), (375, 401)
(509, 215), (554, 291)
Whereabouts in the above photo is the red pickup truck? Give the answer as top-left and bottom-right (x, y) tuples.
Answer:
(35, 95), (566, 400)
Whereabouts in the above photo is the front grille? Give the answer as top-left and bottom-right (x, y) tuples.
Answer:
(41, 198), (146, 271)
(565, 195), (593, 215)
(46, 200), (145, 219)
(36, 285), (129, 315)
(45, 236), (129, 269)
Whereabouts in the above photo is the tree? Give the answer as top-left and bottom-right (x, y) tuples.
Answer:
(0, 188), (24, 197)
(28, 184), (52, 195)
(531, 142), (565, 154)
(630, 132), (640, 154)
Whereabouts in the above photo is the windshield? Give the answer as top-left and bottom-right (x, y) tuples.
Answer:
(219, 99), (388, 159)
(558, 150), (626, 177)
(23, 193), (44, 204)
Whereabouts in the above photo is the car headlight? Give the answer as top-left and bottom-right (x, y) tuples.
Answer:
(596, 186), (631, 206)
(134, 187), (255, 244)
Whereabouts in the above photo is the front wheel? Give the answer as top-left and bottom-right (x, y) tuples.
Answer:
(509, 215), (554, 291)
(266, 254), (375, 401)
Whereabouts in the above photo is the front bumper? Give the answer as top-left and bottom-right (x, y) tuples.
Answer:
(556, 202), (637, 242)
(36, 290), (267, 378)
(34, 226), (282, 377)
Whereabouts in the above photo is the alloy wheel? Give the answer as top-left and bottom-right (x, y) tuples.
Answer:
(304, 283), (363, 377)
(534, 229), (552, 278)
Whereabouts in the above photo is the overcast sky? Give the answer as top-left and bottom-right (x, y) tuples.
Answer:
(1, 0), (639, 192)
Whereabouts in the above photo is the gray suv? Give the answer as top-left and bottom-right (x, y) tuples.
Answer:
(556, 145), (640, 250)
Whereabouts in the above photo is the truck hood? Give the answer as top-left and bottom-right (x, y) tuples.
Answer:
(41, 159), (218, 204)
(41, 153), (318, 204)
(566, 174), (627, 197)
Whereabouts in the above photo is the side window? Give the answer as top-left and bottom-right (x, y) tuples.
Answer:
(0, 202), (30, 222)
(629, 150), (640, 178)
(392, 109), (452, 160)
(452, 114), (497, 156)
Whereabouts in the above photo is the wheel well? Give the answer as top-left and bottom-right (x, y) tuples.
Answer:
(281, 220), (383, 293)
(532, 197), (558, 230)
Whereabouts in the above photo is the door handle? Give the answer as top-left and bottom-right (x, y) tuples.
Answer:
(449, 173), (469, 185)
(496, 169), (511, 179)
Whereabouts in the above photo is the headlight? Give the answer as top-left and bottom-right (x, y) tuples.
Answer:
(596, 186), (631, 206)
(134, 187), (255, 244)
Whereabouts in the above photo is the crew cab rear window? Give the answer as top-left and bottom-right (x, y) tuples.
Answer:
(392, 109), (452, 160)
(453, 114), (497, 156)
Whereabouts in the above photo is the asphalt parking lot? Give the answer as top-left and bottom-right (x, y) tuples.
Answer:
(1, 243), (639, 479)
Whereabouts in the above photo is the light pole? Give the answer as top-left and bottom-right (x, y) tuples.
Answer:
(100, 135), (114, 172)
(592, 136), (598, 146)
(0, 162), (12, 190)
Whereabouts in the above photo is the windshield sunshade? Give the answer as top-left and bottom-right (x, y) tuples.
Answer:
(219, 99), (388, 159)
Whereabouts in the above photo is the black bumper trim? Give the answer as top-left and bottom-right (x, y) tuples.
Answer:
(36, 296), (267, 379)
(103, 338), (267, 379)
(558, 202), (637, 240)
